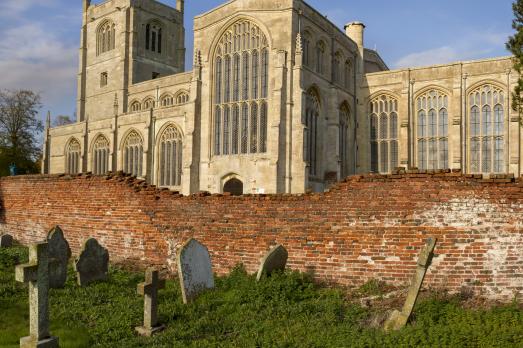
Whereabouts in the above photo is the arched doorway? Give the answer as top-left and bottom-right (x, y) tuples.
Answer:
(223, 178), (243, 196)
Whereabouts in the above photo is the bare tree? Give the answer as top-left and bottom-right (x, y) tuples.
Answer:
(53, 115), (74, 127)
(0, 90), (43, 175)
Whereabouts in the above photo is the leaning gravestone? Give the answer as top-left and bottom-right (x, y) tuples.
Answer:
(74, 238), (109, 286)
(256, 244), (289, 281)
(15, 242), (59, 348)
(384, 237), (437, 332)
(177, 238), (214, 304)
(0, 234), (13, 248)
(47, 226), (71, 288)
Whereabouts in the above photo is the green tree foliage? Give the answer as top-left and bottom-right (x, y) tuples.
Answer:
(0, 90), (43, 176)
(507, 0), (523, 119)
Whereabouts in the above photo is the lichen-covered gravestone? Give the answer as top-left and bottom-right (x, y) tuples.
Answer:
(74, 238), (109, 286)
(256, 244), (288, 281)
(46, 226), (71, 288)
(384, 237), (437, 332)
(15, 242), (59, 348)
(0, 234), (13, 248)
(177, 238), (214, 304)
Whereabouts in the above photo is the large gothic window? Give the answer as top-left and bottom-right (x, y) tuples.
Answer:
(339, 104), (351, 178)
(65, 138), (81, 175)
(213, 20), (269, 156)
(416, 89), (449, 170)
(304, 89), (320, 177)
(146, 22), (162, 54)
(92, 135), (110, 175)
(370, 95), (399, 173)
(469, 84), (505, 173)
(97, 20), (116, 56)
(122, 130), (143, 177)
(158, 124), (183, 187)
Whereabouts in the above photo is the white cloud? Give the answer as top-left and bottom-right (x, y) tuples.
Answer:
(394, 30), (511, 69)
(0, 0), (57, 18)
(0, 22), (77, 112)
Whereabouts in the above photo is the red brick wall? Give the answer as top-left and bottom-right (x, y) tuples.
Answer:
(1, 172), (522, 300)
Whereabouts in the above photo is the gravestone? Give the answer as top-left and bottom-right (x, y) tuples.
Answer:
(46, 226), (71, 288)
(256, 244), (288, 281)
(15, 242), (59, 348)
(384, 237), (437, 332)
(177, 238), (214, 304)
(0, 234), (13, 248)
(74, 238), (109, 286)
(135, 268), (166, 336)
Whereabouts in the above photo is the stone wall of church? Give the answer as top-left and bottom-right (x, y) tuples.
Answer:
(357, 57), (522, 177)
(2, 172), (523, 300)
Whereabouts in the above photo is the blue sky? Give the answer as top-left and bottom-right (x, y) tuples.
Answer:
(0, 0), (513, 122)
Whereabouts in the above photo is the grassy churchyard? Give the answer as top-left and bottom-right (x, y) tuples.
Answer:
(1, 245), (523, 348)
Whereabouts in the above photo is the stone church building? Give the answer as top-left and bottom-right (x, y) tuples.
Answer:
(42, 0), (521, 194)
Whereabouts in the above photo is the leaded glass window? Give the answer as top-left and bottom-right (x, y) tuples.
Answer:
(339, 104), (351, 178)
(66, 138), (81, 175)
(468, 84), (505, 173)
(97, 20), (116, 56)
(92, 135), (110, 175)
(122, 130), (143, 177)
(158, 124), (183, 187)
(213, 20), (269, 156)
(416, 89), (449, 170)
(369, 95), (399, 173)
(305, 90), (320, 177)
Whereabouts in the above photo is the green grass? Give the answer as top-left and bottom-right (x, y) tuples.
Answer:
(1, 246), (523, 348)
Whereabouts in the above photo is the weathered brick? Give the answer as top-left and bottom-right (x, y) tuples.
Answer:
(0, 173), (522, 301)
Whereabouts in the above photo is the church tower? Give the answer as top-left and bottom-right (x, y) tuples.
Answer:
(77, 0), (185, 122)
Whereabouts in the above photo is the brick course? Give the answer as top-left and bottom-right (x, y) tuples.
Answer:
(1, 171), (522, 300)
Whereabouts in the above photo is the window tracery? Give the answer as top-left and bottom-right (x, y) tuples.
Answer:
(158, 124), (183, 187)
(315, 41), (325, 74)
(161, 95), (174, 107)
(122, 130), (143, 177)
(339, 104), (351, 178)
(66, 138), (81, 175)
(304, 89), (320, 177)
(176, 92), (189, 104)
(213, 20), (269, 156)
(92, 135), (110, 175)
(469, 84), (505, 173)
(416, 89), (449, 170)
(146, 21), (162, 54)
(130, 101), (141, 113)
(143, 98), (155, 110)
(97, 20), (116, 56)
(370, 95), (399, 173)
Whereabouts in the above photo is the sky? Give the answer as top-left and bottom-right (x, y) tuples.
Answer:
(0, 0), (514, 123)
